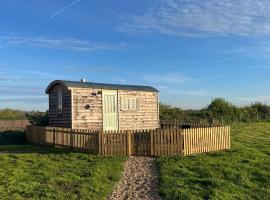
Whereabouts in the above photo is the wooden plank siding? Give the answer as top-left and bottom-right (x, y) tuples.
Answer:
(71, 88), (103, 130)
(118, 90), (159, 130)
(48, 84), (159, 130)
(26, 126), (230, 156)
(49, 84), (72, 128)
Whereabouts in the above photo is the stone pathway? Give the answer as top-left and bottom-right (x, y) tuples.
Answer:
(108, 156), (161, 200)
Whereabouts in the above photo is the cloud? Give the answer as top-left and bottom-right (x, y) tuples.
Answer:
(1, 36), (130, 52)
(31, 0), (81, 31)
(119, 0), (270, 36)
(112, 78), (128, 83)
(63, 66), (120, 72)
(175, 90), (207, 96)
(0, 69), (66, 83)
(157, 85), (208, 96)
(143, 72), (195, 84)
(0, 72), (32, 82)
(236, 96), (270, 103)
(0, 85), (44, 96)
(0, 95), (48, 111)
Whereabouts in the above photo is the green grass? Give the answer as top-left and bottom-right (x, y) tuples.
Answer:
(157, 123), (270, 200)
(0, 145), (126, 200)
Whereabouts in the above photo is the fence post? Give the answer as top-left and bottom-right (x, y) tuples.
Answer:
(180, 129), (184, 156)
(126, 130), (132, 156)
(98, 130), (102, 155)
(150, 130), (154, 156)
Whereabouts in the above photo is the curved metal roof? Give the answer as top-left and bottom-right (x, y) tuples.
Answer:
(45, 80), (159, 93)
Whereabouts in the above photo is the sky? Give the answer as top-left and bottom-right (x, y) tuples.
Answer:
(1, 0), (270, 111)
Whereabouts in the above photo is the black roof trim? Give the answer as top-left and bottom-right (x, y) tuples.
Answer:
(45, 80), (159, 93)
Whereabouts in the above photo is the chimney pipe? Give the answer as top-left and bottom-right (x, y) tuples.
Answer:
(81, 78), (86, 83)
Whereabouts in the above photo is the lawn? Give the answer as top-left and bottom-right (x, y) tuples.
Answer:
(0, 145), (126, 200)
(157, 123), (270, 200)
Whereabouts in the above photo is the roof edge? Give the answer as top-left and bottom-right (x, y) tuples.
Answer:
(45, 80), (159, 93)
(45, 80), (68, 94)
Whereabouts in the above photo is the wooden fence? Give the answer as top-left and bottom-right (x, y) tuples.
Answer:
(26, 126), (230, 156)
(0, 120), (29, 132)
(160, 120), (221, 129)
(183, 126), (230, 156)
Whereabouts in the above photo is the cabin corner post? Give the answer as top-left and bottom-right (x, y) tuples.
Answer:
(157, 92), (160, 128)
(70, 88), (74, 129)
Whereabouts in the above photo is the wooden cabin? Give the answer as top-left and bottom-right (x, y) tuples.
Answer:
(45, 80), (159, 130)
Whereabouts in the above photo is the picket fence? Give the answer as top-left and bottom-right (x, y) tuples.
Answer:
(0, 120), (29, 132)
(26, 126), (230, 156)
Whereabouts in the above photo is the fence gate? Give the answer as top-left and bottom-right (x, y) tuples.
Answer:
(132, 131), (151, 156)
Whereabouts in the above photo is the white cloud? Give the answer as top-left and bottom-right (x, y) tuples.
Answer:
(143, 72), (195, 84)
(0, 96), (47, 111)
(0, 85), (43, 96)
(119, 0), (270, 36)
(158, 85), (208, 96)
(1, 36), (130, 52)
(112, 78), (128, 83)
(236, 96), (270, 103)
(176, 90), (207, 96)
(0, 69), (66, 82)
(63, 66), (120, 72)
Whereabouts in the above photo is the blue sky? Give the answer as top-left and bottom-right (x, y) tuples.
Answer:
(1, 0), (270, 111)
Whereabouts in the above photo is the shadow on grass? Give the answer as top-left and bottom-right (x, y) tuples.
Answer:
(0, 131), (97, 155)
(0, 142), (92, 155)
(0, 130), (26, 145)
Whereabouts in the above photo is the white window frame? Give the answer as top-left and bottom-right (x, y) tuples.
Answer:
(121, 97), (138, 111)
(57, 89), (63, 113)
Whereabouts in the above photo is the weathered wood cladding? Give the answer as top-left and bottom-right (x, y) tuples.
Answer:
(118, 90), (159, 130)
(71, 88), (103, 130)
(48, 84), (72, 127)
(48, 85), (159, 130)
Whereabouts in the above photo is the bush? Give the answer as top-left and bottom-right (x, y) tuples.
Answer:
(26, 111), (49, 126)
(0, 109), (26, 119)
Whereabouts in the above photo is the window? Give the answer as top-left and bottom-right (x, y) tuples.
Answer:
(57, 89), (63, 112)
(121, 98), (138, 110)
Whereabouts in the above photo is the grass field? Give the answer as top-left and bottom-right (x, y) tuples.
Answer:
(157, 123), (270, 200)
(0, 145), (126, 200)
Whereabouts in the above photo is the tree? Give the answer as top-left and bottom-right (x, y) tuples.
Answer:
(26, 111), (49, 126)
(250, 102), (270, 120)
(207, 98), (237, 116)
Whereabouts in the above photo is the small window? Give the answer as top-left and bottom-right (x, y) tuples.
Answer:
(57, 89), (63, 112)
(121, 98), (138, 110)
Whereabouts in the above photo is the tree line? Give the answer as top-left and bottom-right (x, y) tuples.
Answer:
(160, 98), (270, 124)
(1, 98), (270, 125)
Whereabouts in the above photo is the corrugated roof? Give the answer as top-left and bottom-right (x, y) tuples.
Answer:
(45, 80), (159, 93)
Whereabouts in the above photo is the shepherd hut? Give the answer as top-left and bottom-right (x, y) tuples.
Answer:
(45, 80), (159, 130)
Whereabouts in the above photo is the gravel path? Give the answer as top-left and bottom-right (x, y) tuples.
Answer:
(108, 156), (161, 200)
